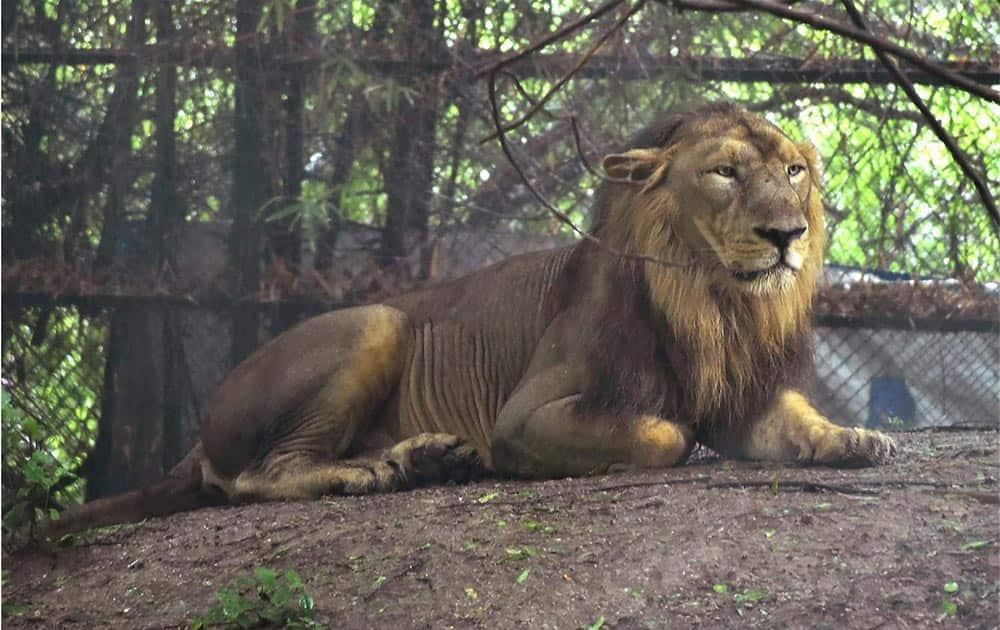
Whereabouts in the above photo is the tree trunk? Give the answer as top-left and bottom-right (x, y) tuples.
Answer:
(379, 0), (442, 278)
(315, 88), (372, 270)
(87, 305), (166, 499)
(93, 0), (148, 268)
(230, 0), (270, 364)
(147, 0), (183, 269)
(148, 0), (190, 471)
(268, 0), (316, 335)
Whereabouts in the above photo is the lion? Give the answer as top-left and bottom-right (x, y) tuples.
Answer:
(52, 102), (896, 536)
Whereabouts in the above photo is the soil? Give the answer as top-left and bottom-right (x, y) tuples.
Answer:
(3, 428), (998, 629)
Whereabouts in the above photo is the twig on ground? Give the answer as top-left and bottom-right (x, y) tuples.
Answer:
(707, 480), (880, 496)
(363, 556), (426, 601)
(909, 424), (999, 433)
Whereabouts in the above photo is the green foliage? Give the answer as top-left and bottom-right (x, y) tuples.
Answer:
(2, 308), (103, 541)
(192, 568), (318, 629)
(1, 393), (77, 537)
(6, 0), (998, 280)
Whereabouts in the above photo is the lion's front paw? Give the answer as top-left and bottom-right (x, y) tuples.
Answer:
(813, 427), (897, 467)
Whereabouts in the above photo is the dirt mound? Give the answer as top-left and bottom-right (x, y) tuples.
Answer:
(4, 429), (998, 629)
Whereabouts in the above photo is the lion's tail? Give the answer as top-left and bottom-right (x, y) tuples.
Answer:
(47, 443), (227, 538)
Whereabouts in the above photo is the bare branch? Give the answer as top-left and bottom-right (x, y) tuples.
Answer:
(569, 115), (632, 185)
(473, 0), (630, 78)
(481, 0), (647, 142)
(838, 0), (997, 229)
(664, 0), (1000, 104)
(485, 71), (683, 270)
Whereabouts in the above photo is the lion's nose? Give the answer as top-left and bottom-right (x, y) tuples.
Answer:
(754, 224), (807, 250)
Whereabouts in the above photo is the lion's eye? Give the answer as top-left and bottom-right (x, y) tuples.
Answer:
(712, 165), (737, 178)
(787, 164), (806, 177)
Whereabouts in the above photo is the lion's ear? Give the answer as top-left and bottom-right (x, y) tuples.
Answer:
(797, 141), (823, 186)
(601, 148), (663, 183)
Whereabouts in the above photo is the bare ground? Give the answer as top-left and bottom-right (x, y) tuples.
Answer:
(3, 428), (999, 629)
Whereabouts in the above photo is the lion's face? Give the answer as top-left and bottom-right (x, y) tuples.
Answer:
(603, 108), (824, 296)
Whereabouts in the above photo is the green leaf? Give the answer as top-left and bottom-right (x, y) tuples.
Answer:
(298, 593), (314, 614)
(961, 540), (992, 550)
(713, 583), (729, 594)
(476, 491), (500, 504)
(254, 567), (278, 590)
(516, 569), (530, 584)
(505, 546), (539, 561)
(284, 569), (304, 589)
(939, 600), (958, 616)
(735, 589), (769, 603)
(505, 547), (526, 561)
(587, 615), (606, 630)
(943, 582), (959, 593)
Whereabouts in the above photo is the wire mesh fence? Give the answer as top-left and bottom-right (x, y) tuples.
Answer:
(813, 323), (999, 430)
(1, 306), (106, 512)
(2, 289), (996, 512)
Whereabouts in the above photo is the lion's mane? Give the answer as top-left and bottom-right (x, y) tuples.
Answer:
(590, 103), (826, 423)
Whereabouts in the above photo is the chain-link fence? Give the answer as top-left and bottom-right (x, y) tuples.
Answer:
(2, 306), (106, 514)
(813, 322), (999, 430)
(3, 280), (997, 513)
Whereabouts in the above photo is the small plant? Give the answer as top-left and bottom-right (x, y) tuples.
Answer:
(587, 615), (606, 630)
(1, 447), (76, 541)
(192, 567), (317, 629)
(938, 581), (961, 618)
(885, 415), (905, 430)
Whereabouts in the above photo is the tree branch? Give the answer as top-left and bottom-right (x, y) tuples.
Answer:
(473, 0), (630, 78)
(838, 0), (997, 229)
(664, 0), (1000, 104)
(481, 0), (647, 142)
(486, 70), (683, 271)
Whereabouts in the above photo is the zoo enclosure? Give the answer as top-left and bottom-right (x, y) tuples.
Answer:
(3, 1), (998, 507)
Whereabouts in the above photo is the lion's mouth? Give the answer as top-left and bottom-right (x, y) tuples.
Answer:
(732, 261), (793, 282)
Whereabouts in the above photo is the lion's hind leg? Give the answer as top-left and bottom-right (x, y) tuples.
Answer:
(233, 433), (484, 502)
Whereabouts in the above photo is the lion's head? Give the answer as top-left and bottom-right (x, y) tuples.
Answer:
(593, 103), (826, 416)
(598, 102), (825, 298)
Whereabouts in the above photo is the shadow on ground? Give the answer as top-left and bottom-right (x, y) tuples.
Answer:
(4, 428), (998, 629)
